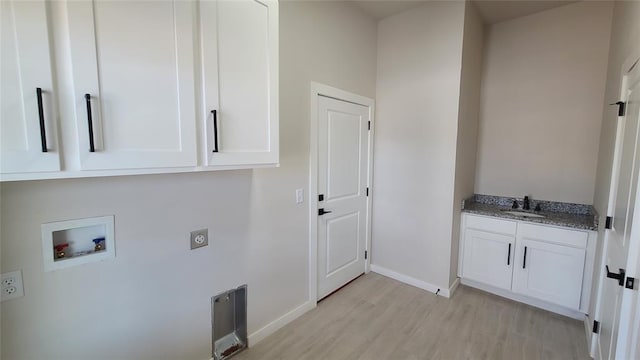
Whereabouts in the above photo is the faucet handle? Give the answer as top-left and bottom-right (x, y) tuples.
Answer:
(512, 200), (519, 209)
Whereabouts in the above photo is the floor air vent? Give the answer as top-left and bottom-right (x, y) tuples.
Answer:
(212, 285), (247, 360)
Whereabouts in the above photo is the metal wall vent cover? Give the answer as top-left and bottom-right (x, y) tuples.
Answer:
(212, 285), (247, 360)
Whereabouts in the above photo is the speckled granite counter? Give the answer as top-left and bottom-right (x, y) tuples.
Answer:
(462, 194), (599, 231)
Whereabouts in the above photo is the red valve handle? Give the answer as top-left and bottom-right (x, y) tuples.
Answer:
(54, 243), (69, 252)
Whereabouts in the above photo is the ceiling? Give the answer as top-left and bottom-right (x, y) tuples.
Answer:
(352, 1), (425, 20)
(352, 0), (580, 24)
(473, 1), (579, 24)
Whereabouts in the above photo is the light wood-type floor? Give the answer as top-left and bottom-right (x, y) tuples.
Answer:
(235, 273), (590, 360)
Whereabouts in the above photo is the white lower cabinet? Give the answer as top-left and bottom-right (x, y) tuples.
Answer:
(460, 214), (595, 316)
(512, 238), (586, 309)
(462, 229), (514, 291)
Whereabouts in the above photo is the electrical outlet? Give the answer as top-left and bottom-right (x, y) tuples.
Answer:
(1, 270), (24, 302)
(190, 229), (209, 250)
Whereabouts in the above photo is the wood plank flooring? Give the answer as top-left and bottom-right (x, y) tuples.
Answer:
(236, 273), (590, 360)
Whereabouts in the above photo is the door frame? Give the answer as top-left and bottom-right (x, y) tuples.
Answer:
(308, 82), (375, 303)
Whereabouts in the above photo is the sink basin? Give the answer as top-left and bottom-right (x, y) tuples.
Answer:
(502, 210), (546, 218)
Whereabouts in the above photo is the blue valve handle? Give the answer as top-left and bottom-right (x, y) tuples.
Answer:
(92, 237), (105, 244)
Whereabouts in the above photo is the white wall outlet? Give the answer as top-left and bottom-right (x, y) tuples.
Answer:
(295, 188), (304, 204)
(190, 229), (209, 250)
(1, 270), (24, 302)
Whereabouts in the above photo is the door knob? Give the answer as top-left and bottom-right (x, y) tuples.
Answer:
(318, 208), (332, 216)
(606, 265), (626, 286)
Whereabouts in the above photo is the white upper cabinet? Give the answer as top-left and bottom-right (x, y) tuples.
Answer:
(200, 0), (279, 167)
(1, 0), (278, 181)
(66, 0), (198, 170)
(1, 0), (60, 174)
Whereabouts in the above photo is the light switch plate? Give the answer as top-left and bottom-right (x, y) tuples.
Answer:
(296, 189), (304, 204)
(1, 270), (24, 302)
(190, 229), (209, 250)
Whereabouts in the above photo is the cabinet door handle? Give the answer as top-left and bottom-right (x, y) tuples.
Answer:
(507, 243), (511, 266)
(36, 88), (48, 152)
(211, 110), (219, 153)
(84, 94), (96, 152)
(522, 246), (528, 269)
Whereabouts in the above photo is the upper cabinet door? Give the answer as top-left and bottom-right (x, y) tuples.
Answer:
(1, 0), (60, 174)
(67, 1), (197, 170)
(201, 0), (279, 167)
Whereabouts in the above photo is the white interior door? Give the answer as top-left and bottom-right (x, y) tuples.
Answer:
(618, 162), (640, 359)
(67, 0), (197, 170)
(610, 59), (640, 360)
(1, 0), (60, 174)
(597, 58), (640, 360)
(317, 96), (369, 300)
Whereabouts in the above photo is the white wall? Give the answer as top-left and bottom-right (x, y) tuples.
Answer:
(588, 0), (640, 323)
(1, 173), (253, 360)
(247, 0), (377, 337)
(372, 1), (465, 289)
(475, 1), (613, 204)
(0, 2), (378, 359)
(450, 2), (484, 285)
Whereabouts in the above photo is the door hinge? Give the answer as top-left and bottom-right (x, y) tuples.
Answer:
(368, 121), (371, 130)
(593, 320), (600, 334)
(366, 187), (369, 197)
(605, 216), (613, 229)
(364, 250), (368, 260)
(318, 194), (324, 202)
(611, 101), (626, 117)
(626, 276), (636, 290)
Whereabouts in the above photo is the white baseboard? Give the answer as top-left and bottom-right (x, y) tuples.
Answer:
(460, 278), (586, 320)
(448, 277), (460, 297)
(370, 264), (453, 298)
(247, 300), (316, 347)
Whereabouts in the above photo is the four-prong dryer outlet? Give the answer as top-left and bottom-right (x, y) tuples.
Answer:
(191, 229), (209, 250)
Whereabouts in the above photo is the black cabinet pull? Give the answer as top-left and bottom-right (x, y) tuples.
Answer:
(523, 246), (528, 269)
(36, 88), (48, 152)
(84, 94), (95, 152)
(211, 110), (219, 153)
(507, 243), (511, 266)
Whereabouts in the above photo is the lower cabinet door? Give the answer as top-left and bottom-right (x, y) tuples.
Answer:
(512, 238), (586, 309)
(462, 229), (514, 290)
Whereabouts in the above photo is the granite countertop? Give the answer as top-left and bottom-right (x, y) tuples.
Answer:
(462, 194), (599, 231)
